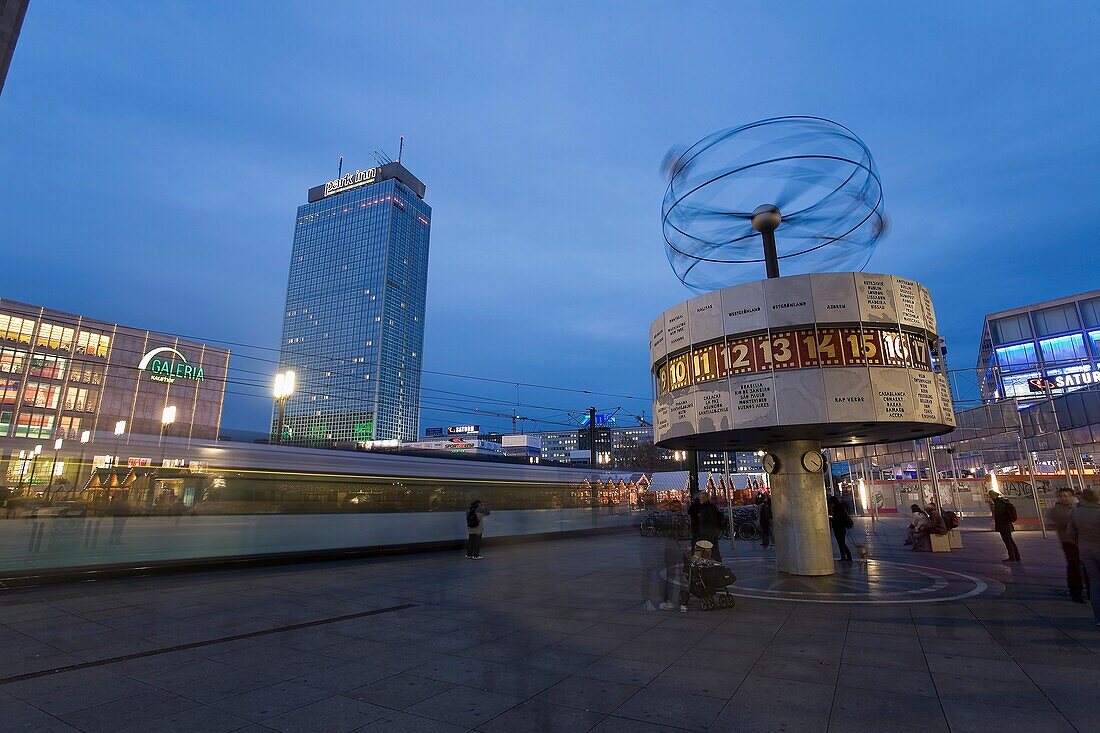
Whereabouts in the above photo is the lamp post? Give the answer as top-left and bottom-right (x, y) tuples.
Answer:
(15, 449), (27, 494)
(28, 444), (42, 492)
(112, 420), (126, 470)
(76, 430), (90, 499)
(272, 370), (296, 445)
(48, 438), (63, 502)
(149, 406), (176, 508)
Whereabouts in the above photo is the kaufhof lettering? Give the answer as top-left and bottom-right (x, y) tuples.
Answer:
(323, 167), (379, 197)
(138, 347), (205, 384)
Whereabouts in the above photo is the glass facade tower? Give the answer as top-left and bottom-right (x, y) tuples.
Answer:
(277, 163), (431, 444)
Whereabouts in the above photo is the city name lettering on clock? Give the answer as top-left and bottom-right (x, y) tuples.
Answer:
(324, 167), (380, 197)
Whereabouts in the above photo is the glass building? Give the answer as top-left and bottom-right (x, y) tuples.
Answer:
(977, 289), (1100, 406)
(277, 162), (431, 444)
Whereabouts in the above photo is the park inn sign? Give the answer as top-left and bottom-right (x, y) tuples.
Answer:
(138, 347), (205, 384)
(323, 167), (379, 197)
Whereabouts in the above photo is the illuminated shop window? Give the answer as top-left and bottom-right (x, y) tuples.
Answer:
(64, 387), (99, 412)
(1039, 334), (1089, 366)
(995, 343), (1037, 372)
(75, 331), (110, 358)
(0, 410), (10, 436)
(1, 378), (18, 405)
(1002, 371), (1040, 398)
(57, 416), (83, 439)
(0, 347), (28, 374)
(29, 353), (66, 380)
(0, 314), (35, 344)
(23, 382), (62, 409)
(35, 323), (75, 351)
(14, 412), (55, 439)
(1088, 330), (1100, 357)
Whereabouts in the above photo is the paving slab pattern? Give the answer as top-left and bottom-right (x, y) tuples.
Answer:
(0, 517), (1097, 732)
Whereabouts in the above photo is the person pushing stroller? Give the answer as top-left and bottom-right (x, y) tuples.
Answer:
(691, 491), (728, 563)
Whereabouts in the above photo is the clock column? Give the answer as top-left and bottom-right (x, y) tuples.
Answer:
(769, 439), (835, 576)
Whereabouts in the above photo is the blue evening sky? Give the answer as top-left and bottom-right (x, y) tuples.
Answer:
(1, 2), (1098, 433)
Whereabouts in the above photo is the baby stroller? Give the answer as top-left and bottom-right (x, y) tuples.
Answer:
(680, 540), (737, 611)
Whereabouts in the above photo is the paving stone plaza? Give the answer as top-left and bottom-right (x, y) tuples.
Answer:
(2, 519), (1098, 733)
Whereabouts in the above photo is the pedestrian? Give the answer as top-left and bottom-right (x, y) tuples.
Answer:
(643, 531), (680, 611)
(905, 503), (929, 545)
(465, 499), (490, 559)
(827, 495), (853, 562)
(759, 497), (773, 550)
(1048, 488), (1087, 604)
(106, 493), (129, 546)
(1068, 488), (1100, 625)
(696, 491), (726, 563)
(988, 490), (1021, 563)
(687, 493), (701, 548)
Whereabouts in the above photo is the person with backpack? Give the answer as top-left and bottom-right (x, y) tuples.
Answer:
(988, 490), (1021, 563)
(465, 499), (490, 559)
(827, 495), (853, 562)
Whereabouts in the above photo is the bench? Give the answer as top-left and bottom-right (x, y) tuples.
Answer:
(948, 529), (963, 549)
(930, 532), (952, 553)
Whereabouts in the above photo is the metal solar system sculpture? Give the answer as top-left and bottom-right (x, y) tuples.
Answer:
(662, 116), (888, 292)
(650, 116), (954, 577)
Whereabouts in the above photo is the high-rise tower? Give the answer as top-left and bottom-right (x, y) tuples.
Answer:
(276, 162), (430, 444)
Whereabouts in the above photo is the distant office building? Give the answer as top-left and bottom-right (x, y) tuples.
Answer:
(277, 162), (431, 444)
(0, 299), (229, 441)
(0, 0), (29, 97)
(977, 289), (1100, 406)
(501, 434), (541, 458)
(480, 423), (752, 471)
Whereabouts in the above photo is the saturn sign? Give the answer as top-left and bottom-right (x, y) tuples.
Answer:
(138, 347), (205, 384)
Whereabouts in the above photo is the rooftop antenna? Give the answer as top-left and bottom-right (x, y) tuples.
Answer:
(338, 155), (344, 177)
(398, 135), (404, 163)
(372, 150), (392, 167)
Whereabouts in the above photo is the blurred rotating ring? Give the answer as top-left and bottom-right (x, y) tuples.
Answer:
(662, 115), (888, 291)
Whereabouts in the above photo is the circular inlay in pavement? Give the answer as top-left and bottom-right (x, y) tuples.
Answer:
(671, 558), (993, 604)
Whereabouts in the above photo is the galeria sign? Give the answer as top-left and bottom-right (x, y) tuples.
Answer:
(138, 347), (204, 383)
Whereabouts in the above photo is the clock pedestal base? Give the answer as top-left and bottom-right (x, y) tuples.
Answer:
(770, 439), (835, 576)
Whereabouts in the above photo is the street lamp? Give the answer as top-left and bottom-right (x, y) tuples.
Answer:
(273, 370), (296, 445)
(150, 406), (176, 508)
(76, 430), (91, 498)
(112, 420), (126, 469)
(28, 443), (43, 491)
(49, 438), (63, 501)
(15, 449), (27, 495)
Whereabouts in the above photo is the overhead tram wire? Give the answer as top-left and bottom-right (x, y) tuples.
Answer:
(11, 310), (655, 405)
(9, 326), (600, 420)
(9, 330), (604, 431)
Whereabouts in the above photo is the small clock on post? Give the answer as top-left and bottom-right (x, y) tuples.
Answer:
(801, 450), (824, 473)
(762, 453), (780, 474)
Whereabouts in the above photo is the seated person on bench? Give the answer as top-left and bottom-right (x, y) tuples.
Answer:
(905, 504), (929, 545)
(912, 502), (947, 552)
